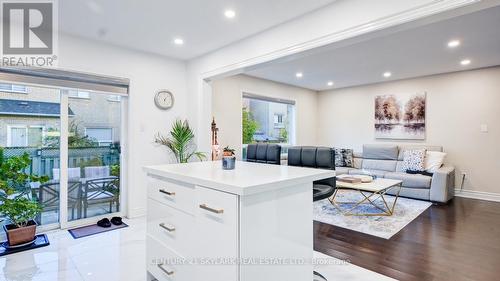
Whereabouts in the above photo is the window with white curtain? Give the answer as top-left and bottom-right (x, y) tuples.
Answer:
(7, 125), (44, 147)
(67, 90), (90, 99)
(0, 83), (28, 93)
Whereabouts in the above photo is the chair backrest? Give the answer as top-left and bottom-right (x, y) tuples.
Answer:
(84, 177), (119, 200)
(52, 167), (81, 180)
(287, 146), (336, 188)
(246, 144), (281, 165)
(287, 146), (335, 170)
(37, 181), (82, 208)
(84, 166), (110, 179)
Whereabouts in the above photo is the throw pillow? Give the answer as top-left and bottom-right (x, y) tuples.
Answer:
(342, 149), (354, 168)
(334, 148), (344, 167)
(334, 148), (354, 168)
(424, 151), (446, 172)
(401, 149), (426, 172)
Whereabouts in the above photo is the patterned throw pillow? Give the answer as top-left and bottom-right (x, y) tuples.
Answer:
(401, 149), (426, 172)
(334, 148), (354, 168)
(334, 148), (344, 167)
(342, 149), (354, 168)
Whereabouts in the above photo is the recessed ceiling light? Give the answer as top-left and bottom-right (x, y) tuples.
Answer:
(296, 72), (303, 78)
(224, 9), (236, 19)
(460, 59), (471, 66)
(327, 81), (334, 86)
(447, 40), (461, 48)
(173, 38), (184, 45)
(383, 72), (392, 78)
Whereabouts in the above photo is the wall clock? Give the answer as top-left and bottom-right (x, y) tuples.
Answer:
(154, 90), (174, 110)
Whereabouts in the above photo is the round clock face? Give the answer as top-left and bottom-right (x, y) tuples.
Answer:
(154, 90), (174, 110)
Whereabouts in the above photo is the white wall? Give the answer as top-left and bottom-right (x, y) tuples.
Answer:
(212, 75), (318, 158)
(187, 0), (476, 153)
(59, 34), (188, 217)
(317, 67), (500, 194)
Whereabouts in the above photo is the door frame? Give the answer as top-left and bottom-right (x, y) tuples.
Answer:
(58, 90), (127, 229)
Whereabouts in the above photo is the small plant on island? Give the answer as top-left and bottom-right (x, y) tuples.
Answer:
(223, 146), (235, 157)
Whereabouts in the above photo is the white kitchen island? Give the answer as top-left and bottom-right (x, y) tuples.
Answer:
(143, 160), (335, 281)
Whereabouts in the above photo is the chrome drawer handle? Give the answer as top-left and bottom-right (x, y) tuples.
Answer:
(159, 223), (176, 232)
(159, 189), (175, 196)
(199, 204), (224, 214)
(157, 263), (174, 276)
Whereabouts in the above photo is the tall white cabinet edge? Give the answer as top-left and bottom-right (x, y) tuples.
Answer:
(144, 164), (334, 281)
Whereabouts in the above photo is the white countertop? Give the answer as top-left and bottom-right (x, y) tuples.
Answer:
(143, 161), (336, 196)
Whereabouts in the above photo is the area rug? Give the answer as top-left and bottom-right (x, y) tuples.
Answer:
(68, 222), (128, 239)
(313, 190), (431, 239)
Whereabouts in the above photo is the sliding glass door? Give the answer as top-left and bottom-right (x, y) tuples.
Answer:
(66, 91), (122, 222)
(0, 84), (62, 228)
(0, 80), (125, 231)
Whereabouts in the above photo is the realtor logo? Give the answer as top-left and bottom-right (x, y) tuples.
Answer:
(1, 0), (57, 66)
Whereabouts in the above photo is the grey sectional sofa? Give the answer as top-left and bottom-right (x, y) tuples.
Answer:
(336, 144), (455, 203)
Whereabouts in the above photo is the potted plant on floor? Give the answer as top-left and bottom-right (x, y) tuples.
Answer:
(0, 147), (48, 246)
(154, 119), (207, 163)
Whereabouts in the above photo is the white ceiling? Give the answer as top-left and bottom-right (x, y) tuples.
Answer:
(245, 5), (500, 91)
(59, 0), (337, 60)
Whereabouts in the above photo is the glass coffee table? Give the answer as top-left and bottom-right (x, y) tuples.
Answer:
(330, 176), (403, 216)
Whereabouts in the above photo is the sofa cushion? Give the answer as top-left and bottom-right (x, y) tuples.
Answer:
(363, 144), (399, 160)
(361, 159), (397, 172)
(335, 167), (353, 175)
(348, 169), (388, 178)
(384, 172), (432, 189)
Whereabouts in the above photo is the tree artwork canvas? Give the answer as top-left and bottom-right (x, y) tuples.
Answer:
(374, 92), (426, 139)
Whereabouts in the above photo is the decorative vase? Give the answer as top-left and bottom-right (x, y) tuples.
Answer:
(222, 156), (236, 170)
(3, 220), (37, 246)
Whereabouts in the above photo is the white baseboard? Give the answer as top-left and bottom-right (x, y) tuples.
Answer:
(455, 189), (500, 202)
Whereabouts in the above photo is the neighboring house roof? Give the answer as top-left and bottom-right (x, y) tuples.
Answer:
(0, 99), (75, 117)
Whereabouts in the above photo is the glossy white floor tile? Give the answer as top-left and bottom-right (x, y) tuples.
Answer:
(0, 217), (392, 281)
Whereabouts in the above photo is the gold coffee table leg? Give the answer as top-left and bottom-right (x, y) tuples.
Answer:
(328, 184), (402, 216)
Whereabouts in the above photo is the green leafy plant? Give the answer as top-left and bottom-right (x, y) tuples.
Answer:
(154, 119), (206, 163)
(110, 164), (120, 177)
(242, 107), (259, 144)
(223, 146), (235, 156)
(0, 147), (48, 228)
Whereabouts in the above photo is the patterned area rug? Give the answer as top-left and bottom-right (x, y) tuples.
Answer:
(313, 190), (431, 239)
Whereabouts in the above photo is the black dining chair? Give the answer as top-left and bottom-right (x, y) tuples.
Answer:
(245, 143), (282, 165)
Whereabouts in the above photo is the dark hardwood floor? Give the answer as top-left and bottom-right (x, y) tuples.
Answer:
(314, 197), (500, 281)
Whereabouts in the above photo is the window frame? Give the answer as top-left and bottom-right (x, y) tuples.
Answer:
(6, 125), (45, 147)
(241, 92), (296, 146)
